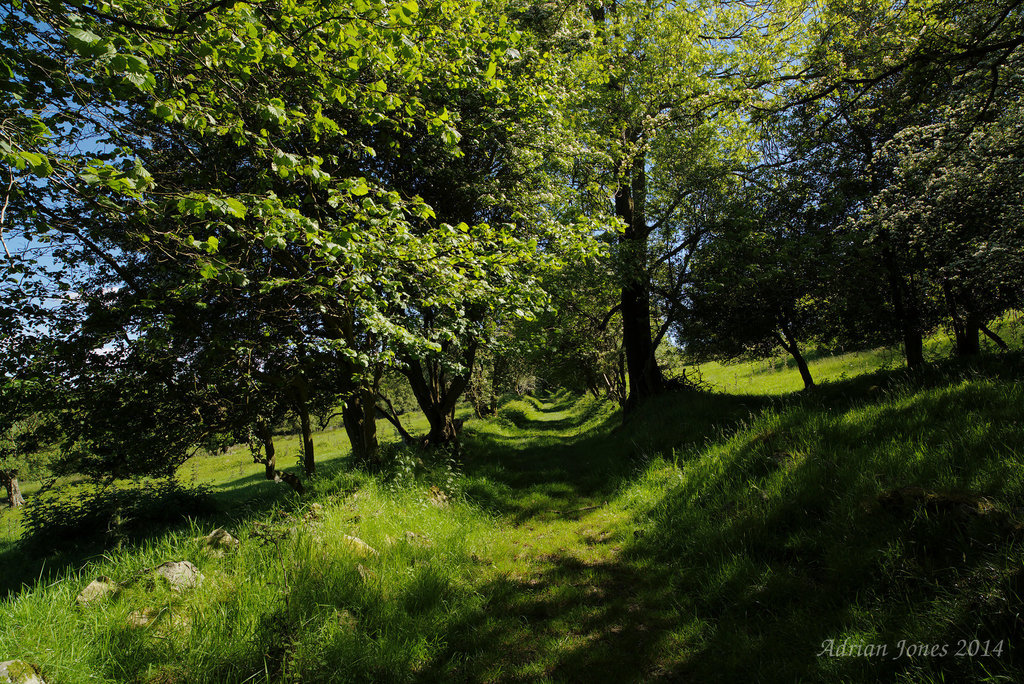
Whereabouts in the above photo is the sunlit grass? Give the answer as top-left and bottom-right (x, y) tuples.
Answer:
(687, 312), (1023, 395)
(2, 323), (1023, 682)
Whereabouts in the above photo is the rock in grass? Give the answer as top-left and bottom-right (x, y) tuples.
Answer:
(126, 608), (160, 629)
(0, 659), (46, 683)
(76, 576), (118, 605)
(153, 561), (203, 592)
(428, 486), (449, 508)
(304, 503), (325, 522)
(199, 528), (239, 557)
(342, 535), (378, 557)
(404, 531), (432, 548)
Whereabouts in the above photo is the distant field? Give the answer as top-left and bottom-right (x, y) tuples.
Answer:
(687, 313), (1023, 395)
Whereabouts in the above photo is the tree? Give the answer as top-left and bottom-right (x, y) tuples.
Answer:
(5, 0), (601, 478)
(572, 0), (811, 412)
(680, 190), (826, 390)
(776, 0), (1024, 367)
(0, 379), (49, 508)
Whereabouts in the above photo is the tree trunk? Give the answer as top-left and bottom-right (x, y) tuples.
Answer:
(344, 386), (380, 470)
(424, 409), (457, 445)
(959, 312), (982, 357)
(261, 422), (277, 480)
(1, 470), (25, 508)
(292, 385), (316, 477)
(981, 323), (1009, 351)
(776, 326), (815, 390)
(256, 421), (304, 494)
(944, 283), (980, 358)
(882, 245), (925, 369)
(616, 136), (663, 414)
(904, 325), (924, 368)
(377, 397), (417, 445)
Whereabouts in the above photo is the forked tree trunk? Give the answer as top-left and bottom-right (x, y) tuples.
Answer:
(776, 325), (815, 391)
(344, 386), (380, 470)
(1, 470), (25, 508)
(256, 421), (304, 494)
(404, 343), (477, 448)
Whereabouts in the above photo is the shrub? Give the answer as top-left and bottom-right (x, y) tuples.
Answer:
(21, 478), (214, 551)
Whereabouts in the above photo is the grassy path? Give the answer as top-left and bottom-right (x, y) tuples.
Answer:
(431, 391), (757, 682)
(3, 353), (1024, 682)
(435, 361), (1024, 682)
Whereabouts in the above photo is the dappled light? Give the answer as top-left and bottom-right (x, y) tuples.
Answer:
(4, 0), (1024, 680)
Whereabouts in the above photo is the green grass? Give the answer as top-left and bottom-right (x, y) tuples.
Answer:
(688, 311), (1024, 395)
(2, 330), (1024, 682)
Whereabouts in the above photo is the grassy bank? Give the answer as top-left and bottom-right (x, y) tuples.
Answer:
(2, 348), (1023, 681)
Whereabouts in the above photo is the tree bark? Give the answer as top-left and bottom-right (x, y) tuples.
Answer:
(775, 327), (815, 390)
(256, 422), (304, 494)
(343, 386), (380, 470)
(1, 470), (25, 508)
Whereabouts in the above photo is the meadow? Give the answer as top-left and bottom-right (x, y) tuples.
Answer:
(2, 331), (1024, 682)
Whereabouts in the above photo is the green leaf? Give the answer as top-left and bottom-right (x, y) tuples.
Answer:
(67, 28), (101, 45)
(350, 179), (370, 196)
(223, 197), (247, 218)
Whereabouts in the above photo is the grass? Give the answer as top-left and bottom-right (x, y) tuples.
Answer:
(689, 312), (1024, 395)
(1, 328), (1023, 682)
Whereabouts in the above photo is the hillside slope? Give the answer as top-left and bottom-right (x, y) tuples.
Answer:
(1, 355), (1023, 682)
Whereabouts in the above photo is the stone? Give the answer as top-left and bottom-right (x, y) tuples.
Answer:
(428, 486), (449, 507)
(304, 503), (325, 522)
(199, 528), (239, 557)
(342, 535), (378, 557)
(76, 576), (118, 605)
(0, 661), (45, 684)
(153, 561), (203, 592)
(404, 531), (432, 548)
(127, 608), (160, 629)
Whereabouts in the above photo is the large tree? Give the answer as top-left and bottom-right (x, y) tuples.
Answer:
(571, 0), (811, 412)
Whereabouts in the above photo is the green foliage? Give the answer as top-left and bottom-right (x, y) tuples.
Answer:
(21, 479), (214, 552)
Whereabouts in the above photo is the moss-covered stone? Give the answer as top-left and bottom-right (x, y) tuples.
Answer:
(0, 660), (45, 684)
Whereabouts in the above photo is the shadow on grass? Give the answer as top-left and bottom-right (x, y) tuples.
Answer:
(433, 353), (1024, 682)
(420, 546), (683, 682)
(0, 458), (333, 598)
(462, 390), (771, 524)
